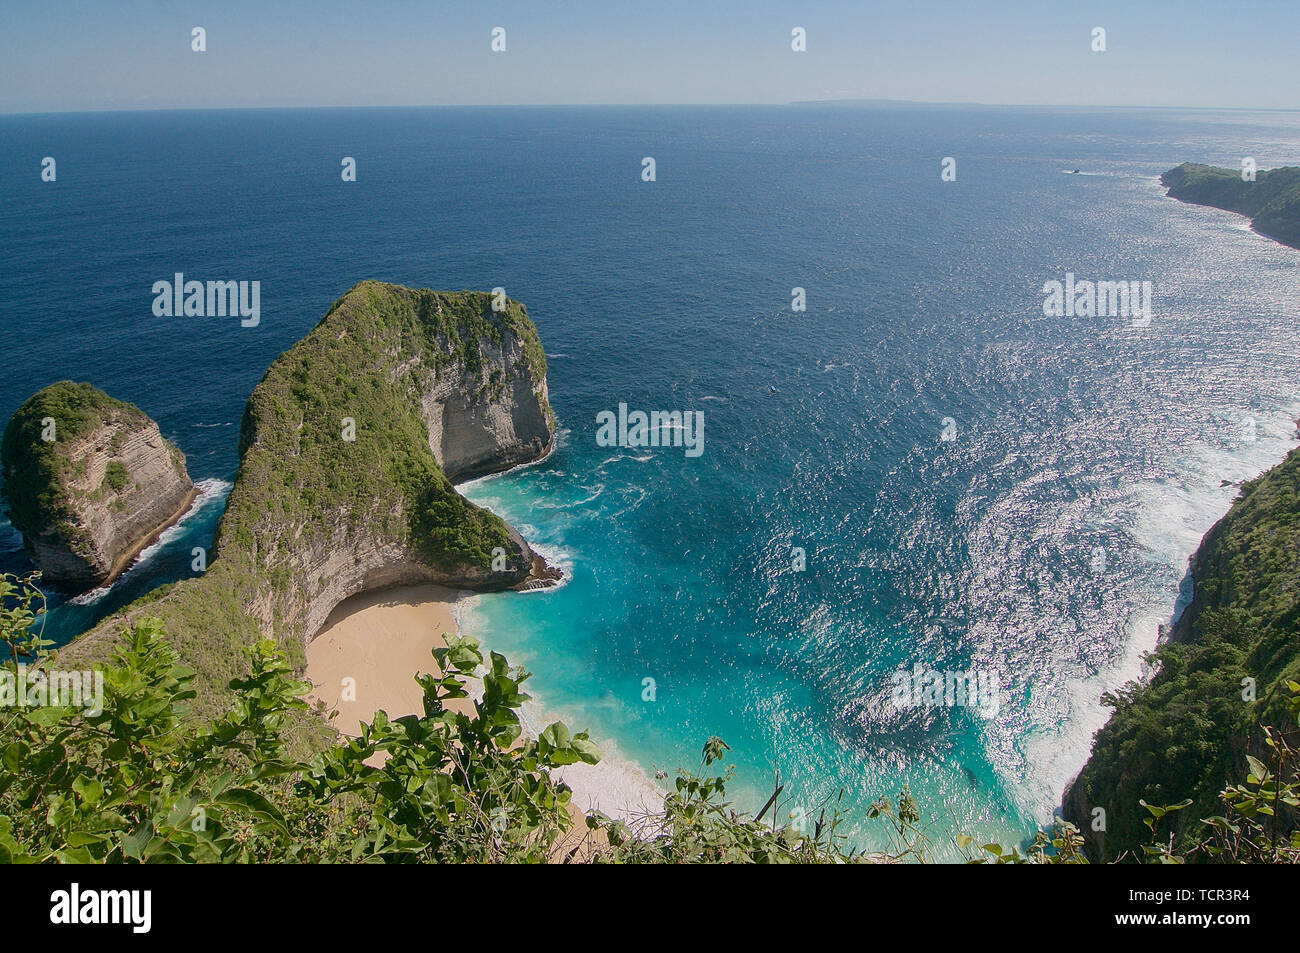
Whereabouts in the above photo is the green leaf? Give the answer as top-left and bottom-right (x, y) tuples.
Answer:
(213, 788), (288, 835)
(121, 823), (153, 860)
(65, 829), (110, 847)
(1245, 755), (1268, 784)
(570, 737), (603, 764)
(71, 775), (104, 807)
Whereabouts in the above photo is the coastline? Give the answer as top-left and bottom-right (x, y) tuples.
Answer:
(98, 484), (201, 589)
(304, 582), (664, 825)
(1048, 174), (1300, 842)
(454, 595), (666, 822)
(1045, 400), (1300, 822)
(1161, 162), (1300, 253)
(63, 479), (227, 610)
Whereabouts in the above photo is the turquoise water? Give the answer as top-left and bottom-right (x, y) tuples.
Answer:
(4, 104), (1300, 850)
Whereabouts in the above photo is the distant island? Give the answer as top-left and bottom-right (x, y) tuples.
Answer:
(1162, 161), (1300, 249)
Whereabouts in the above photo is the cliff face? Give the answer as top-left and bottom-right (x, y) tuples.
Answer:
(58, 282), (556, 708)
(1064, 446), (1300, 860)
(423, 337), (553, 483)
(216, 281), (556, 639)
(1, 382), (195, 592)
(1162, 162), (1300, 250)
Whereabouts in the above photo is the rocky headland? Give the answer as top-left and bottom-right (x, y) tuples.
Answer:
(1162, 161), (1300, 249)
(54, 282), (559, 709)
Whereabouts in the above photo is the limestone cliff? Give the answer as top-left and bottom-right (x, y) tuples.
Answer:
(1, 382), (196, 592)
(58, 282), (557, 709)
(423, 331), (554, 482)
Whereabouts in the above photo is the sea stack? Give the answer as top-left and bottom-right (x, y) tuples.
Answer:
(1, 381), (196, 592)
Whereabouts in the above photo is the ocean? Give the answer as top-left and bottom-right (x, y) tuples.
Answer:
(3, 103), (1299, 852)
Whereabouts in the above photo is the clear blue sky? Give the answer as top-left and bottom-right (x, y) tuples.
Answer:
(2, 0), (1296, 113)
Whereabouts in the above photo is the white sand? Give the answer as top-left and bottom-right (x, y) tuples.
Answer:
(303, 582), (640, 859)
(305, 584), (471, 734)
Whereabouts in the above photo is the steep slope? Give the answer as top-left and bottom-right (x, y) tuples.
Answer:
(1, 381), (196, 592)
(57, 282), (556, 709)
(1064, 446), (1300, 860)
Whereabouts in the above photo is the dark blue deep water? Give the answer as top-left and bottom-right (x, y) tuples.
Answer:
(3, 104), (1300, 850)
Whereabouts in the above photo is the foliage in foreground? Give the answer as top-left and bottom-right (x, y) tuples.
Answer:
(1, 572), (854, 863)
(1, 571), (595, 863)
(1, 572), (1296, 864)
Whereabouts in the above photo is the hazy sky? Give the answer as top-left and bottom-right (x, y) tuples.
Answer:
(2, 0), (1296, 113)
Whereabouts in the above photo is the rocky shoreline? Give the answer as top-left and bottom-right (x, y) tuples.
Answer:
(513, 552), (564, 591)
(98, 484), (200, 588)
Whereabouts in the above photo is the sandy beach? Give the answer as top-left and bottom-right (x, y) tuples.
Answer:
(305, 584), (472, 733)
(306, 583), (618, 860)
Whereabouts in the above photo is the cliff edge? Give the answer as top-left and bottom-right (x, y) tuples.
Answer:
(1, 381), (196, 592)
(57, 282), (557, 708)
(1064, 446), (1300, 860)
(1162, 161), (1300, 250)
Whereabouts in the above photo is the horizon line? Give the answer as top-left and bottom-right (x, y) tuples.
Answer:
(5, 98), (1300, 119)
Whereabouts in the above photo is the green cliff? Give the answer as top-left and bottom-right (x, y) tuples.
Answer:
(56, 281), (556, 711)
(1064, 445), (1300, 860)
(2, 382), (195, 592)
(1162, 161), (1300, 249)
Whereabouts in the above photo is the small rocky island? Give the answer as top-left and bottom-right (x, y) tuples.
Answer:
(57, 282), (559, 707)
(1162, 161), (1300, 249)
(1, 381), (196, 592)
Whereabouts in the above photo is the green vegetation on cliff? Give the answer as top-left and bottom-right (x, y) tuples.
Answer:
(1163, 162), (1300, 249)
(1, 382), (157, 553)
(218, 282), (532, 571)
(1067, 446), (1300, 859)
(56, 282), (553, 713)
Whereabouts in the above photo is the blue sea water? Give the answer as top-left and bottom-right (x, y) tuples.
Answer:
(3, 104), (1300, 851)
